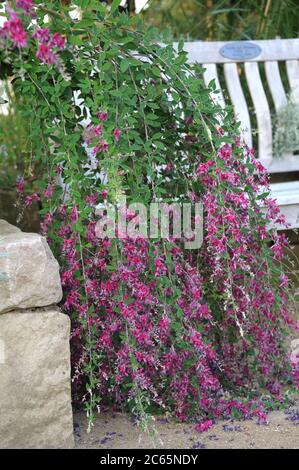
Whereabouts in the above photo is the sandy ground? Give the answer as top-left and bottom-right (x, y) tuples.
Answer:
(74, 401), (299, 449)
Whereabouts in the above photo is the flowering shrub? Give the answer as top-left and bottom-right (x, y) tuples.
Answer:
(0, 1), (298, 433)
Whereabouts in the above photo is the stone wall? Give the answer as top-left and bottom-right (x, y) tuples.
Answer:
(0, 220), (74, 449)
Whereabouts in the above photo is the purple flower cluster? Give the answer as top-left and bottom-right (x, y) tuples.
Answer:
(34, 29), (66, 65)
(1, 12), (27, 48)
(0, 5), (66, 65)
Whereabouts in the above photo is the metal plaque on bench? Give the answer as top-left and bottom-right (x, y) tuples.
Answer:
(220, 42), (262, 60)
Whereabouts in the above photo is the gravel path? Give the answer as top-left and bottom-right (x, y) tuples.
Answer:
(74, 401), (299, 449)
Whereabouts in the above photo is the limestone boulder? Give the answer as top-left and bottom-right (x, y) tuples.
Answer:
(0, 219), (21, 235)
(0, 309), (74, 449)
(0, 220), (62, 313)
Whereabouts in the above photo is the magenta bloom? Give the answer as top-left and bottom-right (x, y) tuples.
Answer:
(25, 193), (40, 206)
(32, 28), (50, 43)
(33, 29), (65, 65)
(36, 42), (57, 65)
(43, 184), (55, 199)
(113, 128), (121, 142)
(55, 165), (63, 175)
(93, 139), (109, 154)
(93, 124), (103, 137)
(16, 176), (25, 193)
(4, 16), (27, 48)
(97, 111), (108, 122)
(195, 419), (214, 433)
(185, 115), (193, 126)
(100, 140), (109, 152)
(40, 212), (53, 235)
(70, 206), (79, 224)
(49, 32), (66, 50)
(16, 0), (34, 17)
(86, 193), (99, 207)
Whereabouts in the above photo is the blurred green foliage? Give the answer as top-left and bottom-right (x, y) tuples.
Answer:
(141, 0), (299, 40)
(0, 88), (32, 189)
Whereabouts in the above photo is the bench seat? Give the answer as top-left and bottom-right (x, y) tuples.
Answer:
(270, 181), (299, 229)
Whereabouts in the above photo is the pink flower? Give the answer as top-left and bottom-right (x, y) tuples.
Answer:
(55, 165), (63, 175)
(258, 227), (267, 240)
(253, 409), (268, 424)
(185, 115), (193, 126)
(4, 15), (27, 48)
(93, 141), (109, 155)
(49, 32), (66, 50)
(196, 161), (213, 176)
(93, 124), (103, 137)
(218, 144), (232, 161)
(36, 42), (57, 65)
(44, 184), (55, 199)
(113, 128), (121, 143)
(154, 257), (168, 277)
(70, 206), (79, 224)
(32, 28), (50, 42)
(195, 419), (214, 433)
(25, 193), (40, 206)
(86, 193), (98, 207)
(165, 162), (174, 172)
(16, 0), (34, 17)
(40, 212), (53, 235)
(99, 139), (109, 153)
(279, 274), (289, 288)
(16, 176), (25, 193)
(97, 111), (108, 121)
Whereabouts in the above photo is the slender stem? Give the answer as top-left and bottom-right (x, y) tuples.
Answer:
(37, 5), (66, 20)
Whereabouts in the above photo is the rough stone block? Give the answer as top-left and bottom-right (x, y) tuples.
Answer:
(0, 309), (74, 449)
(0, 220), (62, 313)
(0, 220), (21, 235)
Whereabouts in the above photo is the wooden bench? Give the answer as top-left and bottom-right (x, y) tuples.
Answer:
(177, 38), (299, 229)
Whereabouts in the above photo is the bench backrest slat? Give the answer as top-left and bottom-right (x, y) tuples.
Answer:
(286, 60), (299, 102)
(223, 62), (252, 148)
(245, 61), (273, 167)
(202, 63), (225, 108)
(265, 61), (288, 112)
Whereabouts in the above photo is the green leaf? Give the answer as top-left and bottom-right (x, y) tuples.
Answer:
(120, 59), (130, 73)
(111, 0), (122, 14)
(178, 39), (184, 52)
(257, 191), (270, 200)
(152, 66), (161, 77)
